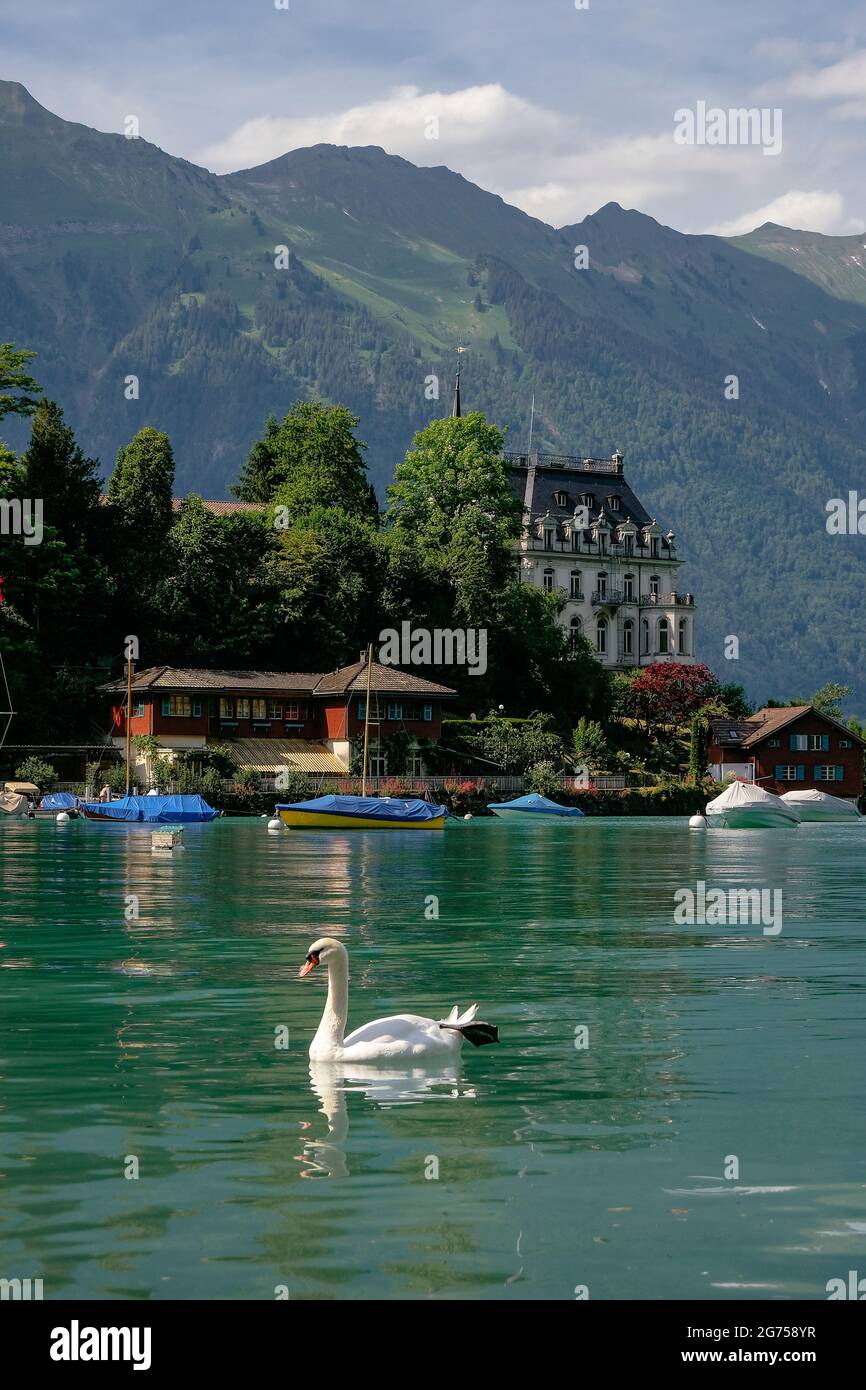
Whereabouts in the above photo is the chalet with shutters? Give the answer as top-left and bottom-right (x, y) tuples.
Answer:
(507, 450), (695, 670)
(708, 705), (864, 799)
(101, 657), (455, 781)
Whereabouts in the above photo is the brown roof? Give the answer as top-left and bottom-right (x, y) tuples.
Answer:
(99, 661), (456, 699)
(223, 738), (347, 774)
(711, 705), (865, 749)
(313, 659), (456, 697)
(100, 666), (321, 694)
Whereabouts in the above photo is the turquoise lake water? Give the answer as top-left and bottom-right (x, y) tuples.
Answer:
(1, 814), (864, 1300)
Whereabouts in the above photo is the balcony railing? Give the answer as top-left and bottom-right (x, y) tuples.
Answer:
(506, 451), (624, 476)
(591, 589), (624, 606)
(640, 592), (695, 606)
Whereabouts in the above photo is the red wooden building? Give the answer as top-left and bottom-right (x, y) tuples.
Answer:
(101, 658), (456, 780)
(708, 705), (864, 800)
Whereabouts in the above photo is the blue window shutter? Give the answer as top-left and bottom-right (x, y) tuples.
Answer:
(775, 765), (784, 780)
(837, 765), (844, 781)
(192, 700), (201, 718)
(161, 698), (170, 717)
(789, 734), (796, 750)
(797, 765), (805, 781)
(822, 734), (829, 751)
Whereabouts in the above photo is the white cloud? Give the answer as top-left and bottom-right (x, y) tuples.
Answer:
(200, 82), (783, 229)
(705, 190), (847, 237)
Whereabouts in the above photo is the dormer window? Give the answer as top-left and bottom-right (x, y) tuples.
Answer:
(607, 495), (621, 511)
(623, 535), (633, 555)
(555, 491), (569, 508)
(583, 494), (596, 510)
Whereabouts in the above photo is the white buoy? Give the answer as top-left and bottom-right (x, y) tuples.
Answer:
(463, 812), (473, 820)
(688, 814), (707, 829)
(56, 811), (70, 824)
(267, 817), (282, 831)
(260, 812), (268, 819)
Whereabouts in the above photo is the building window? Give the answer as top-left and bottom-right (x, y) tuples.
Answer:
(596, 571), (607, 598)
(570, 615), (582, 649)
(220, 697), (234, 719)
(650, 575), (660, 598)
(678, 617), (688, 654)
(286, 703), (303, 722)
(543, 526), (554, 551)
(623, 619), (634, 656)
(132, 698), (145, 718)
(410, 754), (424, 777)
(790, 734), (829, 751)
(775, 765), (802, 782)
(658, 618), (671, 654)
(161, 696), (192, 717)
(543, 567), (555, 592)
(368, 754), (387, 777)
(641, 618), (649, 654)
(422, 703), (433, 722)
(840, 738), (852, 749)
(599, 532), (608, 554)
(651, 537), (659, 557)
(624, 574), (634, 601)
(767, 737), (780, 748)
(252, 698), (267, 722)
(623, 534), (633, 556)
(267, 702), (283, 721)
(583, 494), (595, 510)
(386, 702), (403, 720)
(816, 765), (844, 781)
(571, 529), (581, 552)
(237, 698), (250, 720)
(596, 616), (608, 655)
(570, 570), (582, 599)
(555, 491), (569, 507)
(607, 495), (621, 510)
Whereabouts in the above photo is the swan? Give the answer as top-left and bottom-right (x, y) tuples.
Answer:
(299, 937), (499, 1062)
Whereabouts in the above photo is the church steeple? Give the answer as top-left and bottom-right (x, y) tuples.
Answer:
(451, 343), (466, 418)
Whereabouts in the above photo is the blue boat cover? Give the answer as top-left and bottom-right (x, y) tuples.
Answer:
(39, 791), (79, 810)
(275, 793), (447, 822)
(80, 794), (218, 823)
(489, 792), (585, 817)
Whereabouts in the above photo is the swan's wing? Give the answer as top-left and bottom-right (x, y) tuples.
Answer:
(452, 1004), (478, 1026)
(342, 1013), (438, 1048)
(445, 1005), (460, 1023)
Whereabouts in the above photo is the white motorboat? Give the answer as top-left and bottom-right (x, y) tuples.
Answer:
(780, 789), (862, 822)
(705, 780), (801, 829)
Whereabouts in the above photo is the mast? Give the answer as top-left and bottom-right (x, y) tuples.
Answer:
(0, 649), (15, 754)
(360, 642), (374, 796)
(125, 648), (133, 795)
(527, 392), (535, 458)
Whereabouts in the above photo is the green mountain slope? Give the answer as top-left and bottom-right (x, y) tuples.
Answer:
(2, 79), (866, 705)
(732, 222), (866, 308)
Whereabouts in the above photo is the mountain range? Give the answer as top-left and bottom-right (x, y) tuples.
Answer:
(2, 78), (865, 705)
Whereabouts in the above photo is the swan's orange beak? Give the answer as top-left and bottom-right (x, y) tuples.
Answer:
(299, 956), (318, 978)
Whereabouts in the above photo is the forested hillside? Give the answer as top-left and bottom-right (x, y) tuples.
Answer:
(2, 79), (866, 702)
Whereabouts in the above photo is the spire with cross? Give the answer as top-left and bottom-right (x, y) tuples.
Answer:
(451, 343), (467, 418)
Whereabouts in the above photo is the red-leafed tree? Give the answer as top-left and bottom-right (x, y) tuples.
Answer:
(627, 662), (719, 740)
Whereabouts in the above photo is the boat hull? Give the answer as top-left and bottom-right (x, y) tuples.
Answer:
(489, 809), (580, 821)
(706, 807), (799, 829)
(279, 808), (445, 830)
(790, 806), (860, 822)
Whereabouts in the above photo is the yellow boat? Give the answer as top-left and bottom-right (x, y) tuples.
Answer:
(276, 793), (447, 830)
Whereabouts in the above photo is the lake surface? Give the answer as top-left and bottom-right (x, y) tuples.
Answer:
(1, 814), (864, 1301)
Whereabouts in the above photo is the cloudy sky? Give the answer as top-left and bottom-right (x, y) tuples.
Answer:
(5, 0), (866, 234)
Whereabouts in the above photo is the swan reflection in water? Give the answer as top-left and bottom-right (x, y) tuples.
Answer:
(300, 1061), (477, 1178)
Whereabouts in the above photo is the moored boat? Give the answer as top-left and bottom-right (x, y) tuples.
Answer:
(780, 789), (862, 822)
(277, 793), (447, 830)
(80, 793), (218, 823)
(705, 780), (800, 829)
(489, 792), (585, 821)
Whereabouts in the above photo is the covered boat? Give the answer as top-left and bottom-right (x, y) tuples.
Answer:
(39, 791), (80, 812)
(780, 788), (862, 822)
(705, 780), (800, 829)
(0, 790), (31, 817)
(277, 794), (447, 830)
(80, 794), (218, 823)
(489, 792), (585, 820)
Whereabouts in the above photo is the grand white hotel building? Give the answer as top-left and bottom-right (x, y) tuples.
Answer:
(506, 450), (696, 669)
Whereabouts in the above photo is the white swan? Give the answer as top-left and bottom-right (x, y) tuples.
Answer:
(299, 937), (499, 1062)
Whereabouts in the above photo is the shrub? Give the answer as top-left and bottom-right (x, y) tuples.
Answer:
(14, 756), (57, 790)
(526, 760), (561, 796)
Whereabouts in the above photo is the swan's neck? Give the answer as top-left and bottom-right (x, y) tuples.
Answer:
(313, 956), (348, 1051)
